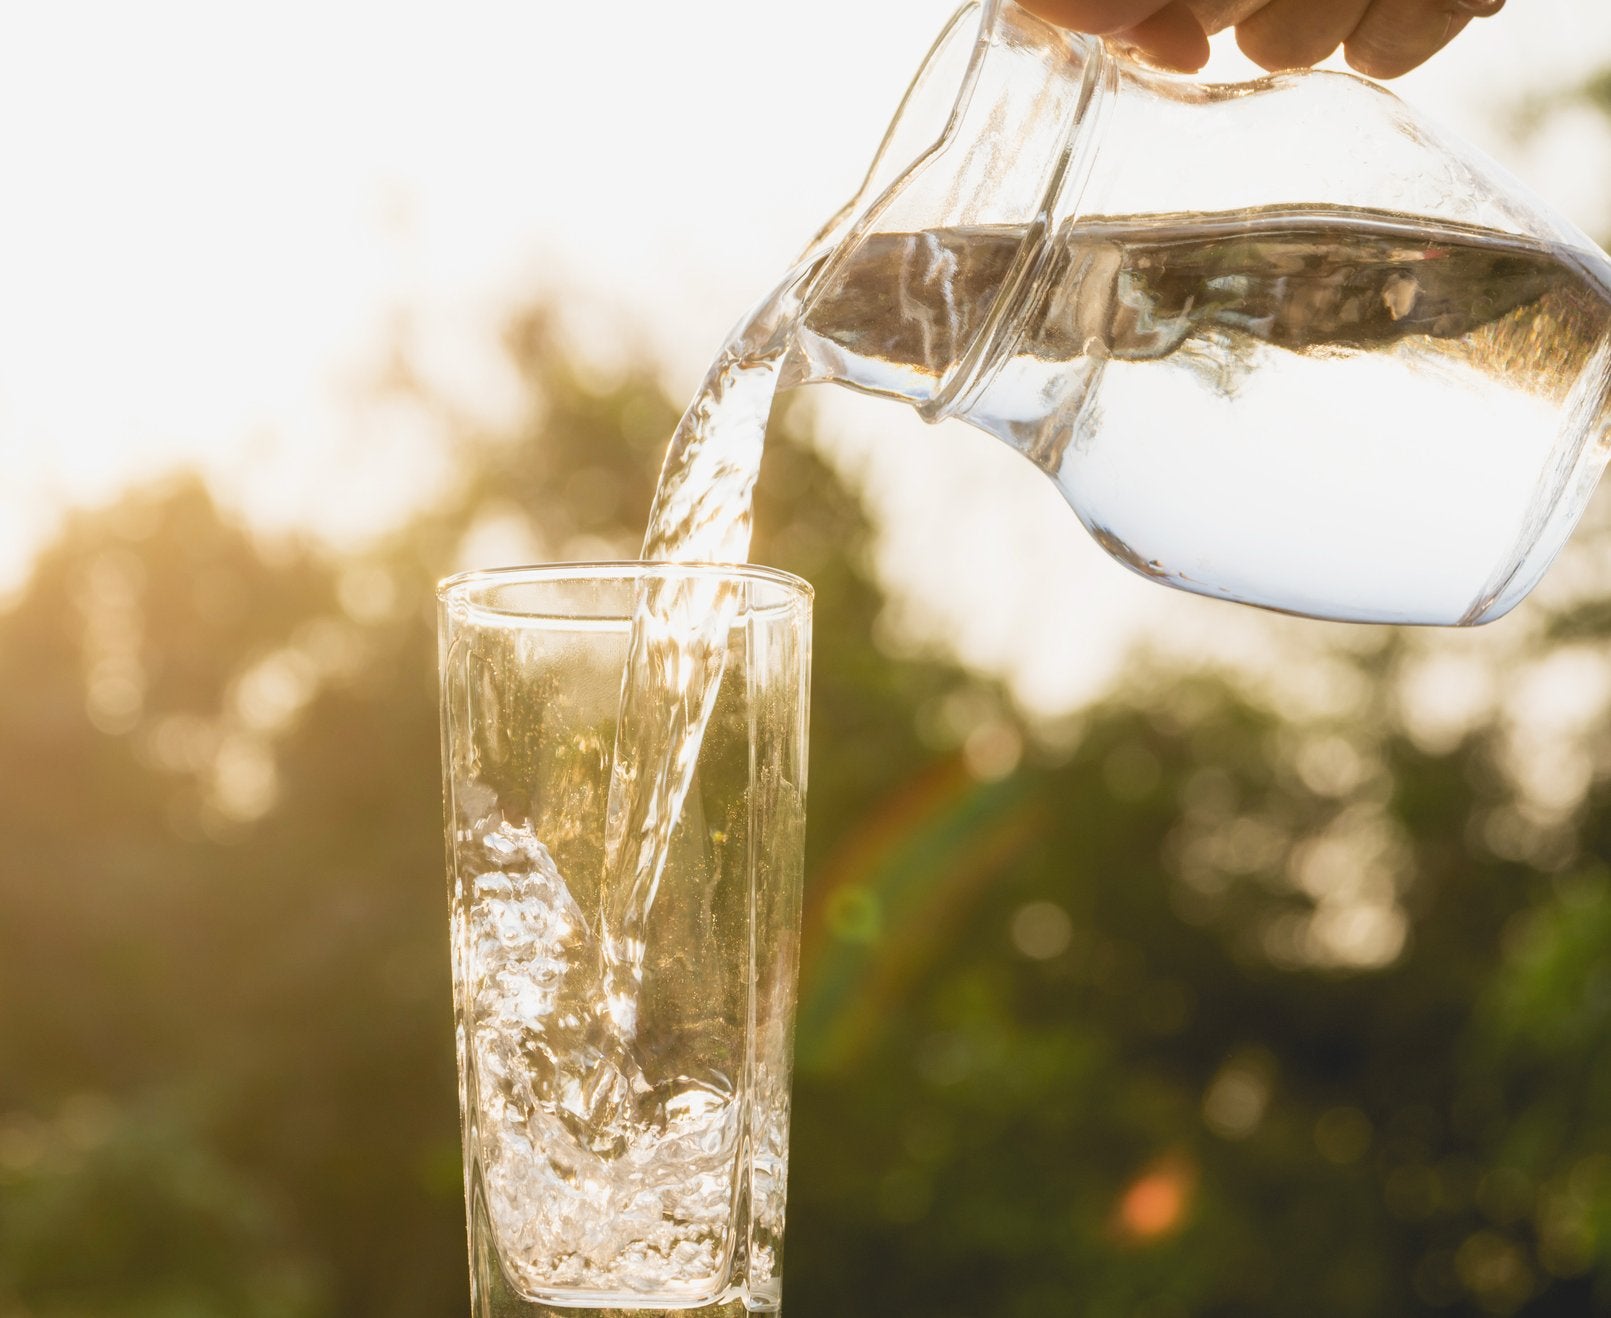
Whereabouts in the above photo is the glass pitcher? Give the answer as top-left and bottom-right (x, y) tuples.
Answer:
(782, 0), (1611, 625)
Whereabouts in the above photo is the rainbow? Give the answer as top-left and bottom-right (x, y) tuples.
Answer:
(794, 754), (1046, 1074)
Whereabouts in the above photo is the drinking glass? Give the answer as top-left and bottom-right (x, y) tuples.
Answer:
(438, 563), (812, 1316)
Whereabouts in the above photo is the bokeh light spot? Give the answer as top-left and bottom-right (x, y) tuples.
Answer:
(1454, 1230), (1534, 1312)
(1113, 1157), (1196, 1243)
(337, 563), (400, 623)
(1203, 1048), (1275, 1141)
(914, 1032), (973, 1088)
(826, 886), (882, 943)
(963, 719), (1022, 781)
(1009, 901), (1072, 960)
(1314, 1106), (1373, 1165)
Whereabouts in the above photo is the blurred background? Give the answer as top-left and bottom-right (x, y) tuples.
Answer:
(5, 2), (1611, 1315)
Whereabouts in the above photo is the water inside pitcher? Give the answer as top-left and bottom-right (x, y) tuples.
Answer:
(782, 0), (1611, 626)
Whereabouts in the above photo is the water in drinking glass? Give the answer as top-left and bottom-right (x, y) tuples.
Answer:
(441, 566), (810, 1316)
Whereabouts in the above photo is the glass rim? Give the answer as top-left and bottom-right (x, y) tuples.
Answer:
(436, 560), (814, 622)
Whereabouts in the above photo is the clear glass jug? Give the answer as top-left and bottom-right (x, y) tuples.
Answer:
(782, 0), (1611, 625)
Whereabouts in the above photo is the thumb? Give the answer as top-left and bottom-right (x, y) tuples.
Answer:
(1016, 0), (1172, 36)
(1113, 2), (1211, 69)
(1020, 0), (1210, 71)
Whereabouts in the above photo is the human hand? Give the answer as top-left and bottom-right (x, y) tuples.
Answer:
(1017, 0), (1505, 78)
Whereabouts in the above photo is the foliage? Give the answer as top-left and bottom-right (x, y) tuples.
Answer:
(4, 304), (1611, 1318)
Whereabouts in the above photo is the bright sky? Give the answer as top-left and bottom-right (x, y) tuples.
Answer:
(3, 1), (1611, 710)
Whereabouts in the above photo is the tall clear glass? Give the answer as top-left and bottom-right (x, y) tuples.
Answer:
(438, 563), (812, 1317)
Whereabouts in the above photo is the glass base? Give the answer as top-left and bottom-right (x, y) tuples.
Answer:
(471, 1293), (765, 1318)
(471, 1263), (771, 1318)
(468, 1191), (780, 1318)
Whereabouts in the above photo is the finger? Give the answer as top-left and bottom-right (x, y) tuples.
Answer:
(1115, 1), (1211, 70)
(1236, 0), (1372, 70)
(1345, 0), (1472, 79)
(1016, 0), (1172, 37)
(1183, 0), (1269, 37)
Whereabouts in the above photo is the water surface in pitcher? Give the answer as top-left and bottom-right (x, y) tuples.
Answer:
(795, 203), (1611, 623)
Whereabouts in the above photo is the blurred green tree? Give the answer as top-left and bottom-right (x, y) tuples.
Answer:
(6, 262), (1611, 1318)
(0, 312), (969, 1317)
